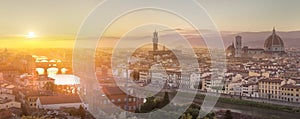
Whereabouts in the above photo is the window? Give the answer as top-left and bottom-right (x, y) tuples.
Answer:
(117, 98), (121, 102)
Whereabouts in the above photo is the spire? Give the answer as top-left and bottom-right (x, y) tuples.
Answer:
(273, 27), (276, 35)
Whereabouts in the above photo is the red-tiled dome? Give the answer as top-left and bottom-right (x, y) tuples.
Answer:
(226, 43), (235, 51)
(264, 28), (284, 48)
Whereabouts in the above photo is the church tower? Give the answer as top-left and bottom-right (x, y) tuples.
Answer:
(234, 35), (242, 57)
(153, 30), (158, 51)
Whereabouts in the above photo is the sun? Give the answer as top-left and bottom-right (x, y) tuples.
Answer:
(27, 32), (36, 39)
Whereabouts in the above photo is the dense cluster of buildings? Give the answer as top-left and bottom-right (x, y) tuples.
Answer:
(110, 29), (300, 104)
(227, 28), (286, 57)
(111, 30), (201, 90)
(0, 49), (86, 118)
(1, 28), (300, 118)
(217, 28), (300, 102)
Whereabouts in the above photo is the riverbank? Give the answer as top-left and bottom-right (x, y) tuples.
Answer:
(193, 94), (300, 119)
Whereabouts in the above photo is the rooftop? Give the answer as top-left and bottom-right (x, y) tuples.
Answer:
(281, 84), (300, 89)
(38, 94), (82, 105)
(259, 79), (283, 83)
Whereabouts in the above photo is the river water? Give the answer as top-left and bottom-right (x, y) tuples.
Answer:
(214, 102), (300, 119)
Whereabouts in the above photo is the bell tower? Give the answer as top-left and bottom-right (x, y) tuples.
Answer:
(234, 35), (242, 57)
(153, 30), (158, 51)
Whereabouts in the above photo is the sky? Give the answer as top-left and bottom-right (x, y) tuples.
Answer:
(0, 0), (300, 48)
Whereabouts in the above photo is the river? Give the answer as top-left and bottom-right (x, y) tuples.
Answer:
(214, 102), (300, 119)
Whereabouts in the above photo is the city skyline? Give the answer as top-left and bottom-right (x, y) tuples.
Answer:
(1, 0), (300, 48)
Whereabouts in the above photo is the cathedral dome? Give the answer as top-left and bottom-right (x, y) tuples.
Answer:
(226, 43), (235, 51)
(264, 28), (284, 49)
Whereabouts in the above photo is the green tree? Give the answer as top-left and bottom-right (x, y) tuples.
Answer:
(181, 113), (193, 119)
(140, 97), (156, 113)
(161, 92), (170, 108)
(223, 110), (233, 119)
(185, 107), (200, 119)
(203, 112), (216, 119)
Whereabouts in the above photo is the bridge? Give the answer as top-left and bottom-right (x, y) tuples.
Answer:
(35, 61), (73, 75)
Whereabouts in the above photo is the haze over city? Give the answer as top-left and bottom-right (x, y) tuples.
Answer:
(1, 0), (300, 48)
(1, 1), (300, 119)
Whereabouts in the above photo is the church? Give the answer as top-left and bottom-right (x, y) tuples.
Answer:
(226, 28), (286, 58)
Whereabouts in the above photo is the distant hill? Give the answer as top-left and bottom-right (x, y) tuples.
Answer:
(221, 31), (300, 48)
(101, 30), (300, 49)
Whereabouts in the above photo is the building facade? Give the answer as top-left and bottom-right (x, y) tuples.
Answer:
(227, 28), (286, 57)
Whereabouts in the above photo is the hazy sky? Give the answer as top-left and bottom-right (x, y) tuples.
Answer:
(0, 0), (300, 48)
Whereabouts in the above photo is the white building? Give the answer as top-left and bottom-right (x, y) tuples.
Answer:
(189, 73), (201, 89)
(242, 83), (259, 97)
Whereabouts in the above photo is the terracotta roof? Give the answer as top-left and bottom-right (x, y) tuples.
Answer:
(281, 84), (300, 89)
(38, 94), (82, 105)
(259, 79), (283, 83)
(242, 83), (258, 87)
(0, 110), (13, 119)
(247, 48), (264, 51)
(264, 28), (284, 48)
(102, 86), (125, 95)
(226, 43), (234, 51)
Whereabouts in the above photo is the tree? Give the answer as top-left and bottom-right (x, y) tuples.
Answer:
(203, 112), (216, 119)
(161, 92), (170, 108)
(140, 97), (156, 113)
(185, 107), (200, 119)
(79, 105), (86, 119)
(223, 110), (233, 119)
(194, 81), (202, 89)
(181, 113), (193, 119)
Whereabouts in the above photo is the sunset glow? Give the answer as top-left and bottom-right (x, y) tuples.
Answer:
(27, 32), (35, 39)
